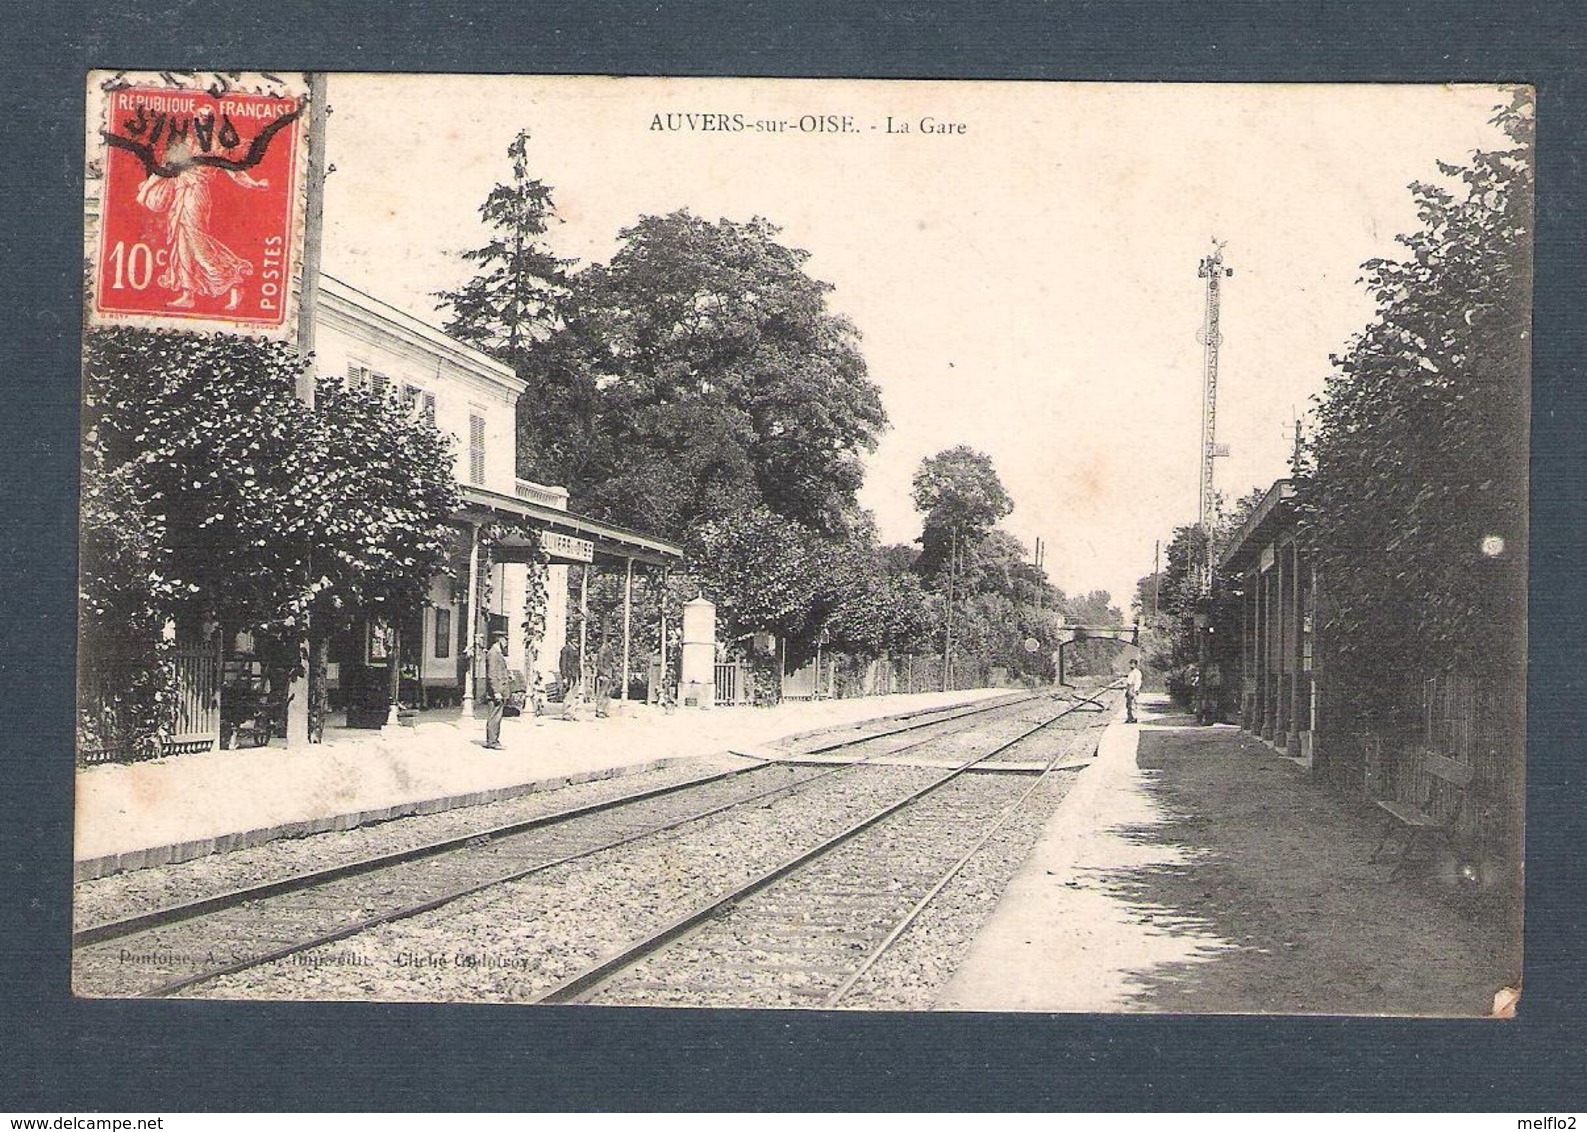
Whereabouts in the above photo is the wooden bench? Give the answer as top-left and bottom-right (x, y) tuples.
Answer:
(1369, 747), (1475, 879)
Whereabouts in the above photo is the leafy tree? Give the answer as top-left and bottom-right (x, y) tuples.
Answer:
(1301, 93), (1531, 717)
(817, 533), (936, 661)
(434, 129), (570, 360)
(911, 445), (1014, 564)
(548, 211), (887, 539)
(80, 330), (459, 749)
(686, 505), (823, 648)
(910, 446), (1015, 685)
(78, 445), (179, 758)
(438, 153), (889, 543)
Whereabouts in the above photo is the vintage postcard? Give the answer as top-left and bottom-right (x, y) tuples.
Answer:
(74, 73), (1528, 1014)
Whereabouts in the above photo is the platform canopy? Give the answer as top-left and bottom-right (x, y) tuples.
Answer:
(1219, 479), (1299, 575)
(458, 484), (684, 568)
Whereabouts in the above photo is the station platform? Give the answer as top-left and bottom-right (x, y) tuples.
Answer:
(74, 689), (1008, 882)
(940, 693), (1523, 1017)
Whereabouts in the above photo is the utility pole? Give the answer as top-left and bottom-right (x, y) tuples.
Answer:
(1196, 241), (1234, 593)
(942, 525), (957, 692)
(1033, 536), (1044, 612)
(286, 72), (328, 746)
(1152, 539), (1161, 618)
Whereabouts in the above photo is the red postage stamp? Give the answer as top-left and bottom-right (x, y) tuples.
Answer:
(87, 77), (308, 337)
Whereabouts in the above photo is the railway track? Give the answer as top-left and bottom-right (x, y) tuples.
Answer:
(535, 687), (1114, 1007)
(73, 687), (1080, 1000)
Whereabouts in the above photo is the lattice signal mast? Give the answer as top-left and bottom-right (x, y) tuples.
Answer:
(1196, 242), (1234, 590)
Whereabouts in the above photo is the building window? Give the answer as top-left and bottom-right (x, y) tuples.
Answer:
(345, 365), (390, 398)
(398, 385), (439, 427)
(434, 608), (451, 659)
(469, 413), (486, 485)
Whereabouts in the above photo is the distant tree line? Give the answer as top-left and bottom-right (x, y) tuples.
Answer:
(440, 132), (1123, 684)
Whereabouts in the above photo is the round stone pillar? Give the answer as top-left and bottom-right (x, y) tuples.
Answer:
(680, 597), (716, 708)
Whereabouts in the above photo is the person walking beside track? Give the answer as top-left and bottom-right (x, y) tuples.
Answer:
(1125, 658), (1143, 723)
(484, 629), (510, 749)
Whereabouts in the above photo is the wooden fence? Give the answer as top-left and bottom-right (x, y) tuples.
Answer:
(1329, 670), (1523, 877)
(78, 642), (221, 766)
(167, 643), (222, 753)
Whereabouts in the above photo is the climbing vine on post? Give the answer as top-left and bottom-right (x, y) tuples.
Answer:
(470, 519), (551, 702)
(521, 534), (550, 704)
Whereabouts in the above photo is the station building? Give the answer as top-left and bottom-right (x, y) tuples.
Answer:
(1217, 478), (1316, 764)
(1217, 477), (1523, 887)
(212, 276), (684, 745)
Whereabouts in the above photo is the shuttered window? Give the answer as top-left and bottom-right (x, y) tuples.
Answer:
(422, 391), (436, 426)
(469, 413), (486, 484)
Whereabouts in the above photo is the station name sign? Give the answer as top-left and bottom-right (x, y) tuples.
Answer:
(541, 531), (595, 563)
(86, 72), (310, 339)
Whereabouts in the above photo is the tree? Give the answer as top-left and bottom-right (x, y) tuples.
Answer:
(817, 532), (935, 661)
(78, 444), (180, 758)
(911, 446), (1015, 552)
(1301, 93), (1531, 713)
(551, 211), (887, 539)
(434, 129), (570, 360)
(80, 330), (459, 750)
(1140, 483), (1265, 700)
(910, 446), (1015, 687)
(437, 159), (890, 542)
(686, 505), (823, 649)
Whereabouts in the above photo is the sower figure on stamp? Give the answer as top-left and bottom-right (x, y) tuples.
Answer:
(1125, 658), (1143, 724)
(136, 137), (268, 311)
(484, 629), (510, 749)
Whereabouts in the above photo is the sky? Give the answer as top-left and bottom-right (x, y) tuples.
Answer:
(319, 75), (1509, 612)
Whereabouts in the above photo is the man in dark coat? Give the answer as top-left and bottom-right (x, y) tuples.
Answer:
(559, 639), (582, 703)
(484, 630), (510, 749)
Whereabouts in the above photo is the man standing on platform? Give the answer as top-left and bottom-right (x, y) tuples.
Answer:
(559, 637), (582, 704)
(484, 629), (510, 749)
(595, 637), (616, 719)
(1125, 658), (1143, 724)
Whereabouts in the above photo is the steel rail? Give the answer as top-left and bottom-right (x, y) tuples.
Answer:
(79, 688), (1066, 948)
(125, 758), (865, 999)
(792, 690), (1047, 756)
(531, 692), (1102, 1006)
(823, 715), (1105, 1007)
(114, 696), (1033, 999)
(74, 762), (768, 947)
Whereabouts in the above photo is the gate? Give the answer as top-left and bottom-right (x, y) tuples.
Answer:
(714, 661), (753, 706)
(167, 642), (221, 754)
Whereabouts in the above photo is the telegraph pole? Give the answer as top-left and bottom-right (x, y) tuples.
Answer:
(1033, 536), (1044, 612)
(1152, 539), (1161, 618)
(286, 73), (328, 746)
(1196, 242), (1234, 591)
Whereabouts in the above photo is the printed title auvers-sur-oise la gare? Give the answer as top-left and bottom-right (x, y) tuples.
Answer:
(648, 111), (969, 135)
